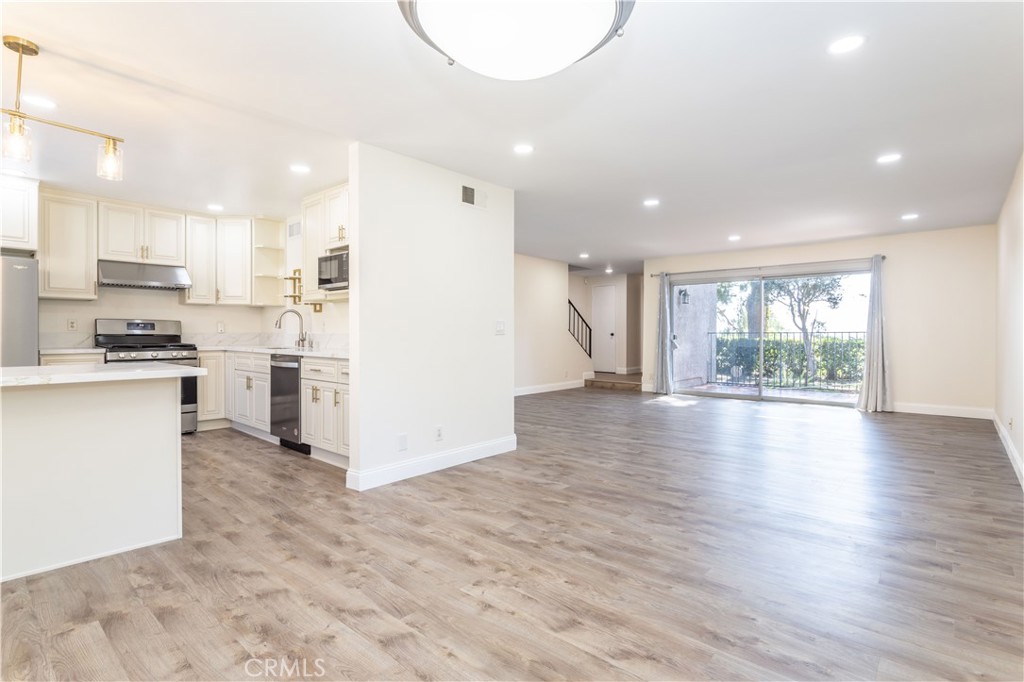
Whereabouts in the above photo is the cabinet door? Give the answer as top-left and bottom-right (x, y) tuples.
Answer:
(0, 176), (39, 252)
(301, 380), (320, 447)
(197, 352), (225, 421)
(323, 185), (349, 250)
(216, 218), (252, 305)
(144, 210), (186, 265)
(185, 216), (217, 304)
(233, 371), (253, 425)
(98, 202), (144, 262)
(251, 373), (271, 432)
(39, 194), (98, 300)
(340, 386), (351, 452)
(319, 384), (339, 452)
(301, 194), (324, 298)
(223, 353), (235, 420)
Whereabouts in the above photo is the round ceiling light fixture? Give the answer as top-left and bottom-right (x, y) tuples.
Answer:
(398, 0), (636, 81)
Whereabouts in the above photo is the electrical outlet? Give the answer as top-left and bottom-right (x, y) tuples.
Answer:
(66, 319), (77, 331)
(397, 433), (408, 451)
(435, 425), (443, 441)
(216, 321), (225, 334)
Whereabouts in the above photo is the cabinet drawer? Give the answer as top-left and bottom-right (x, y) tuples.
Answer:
(252, 355), (271, 374)
(301, 358), (348, 383)
(233, 353), (253, 371)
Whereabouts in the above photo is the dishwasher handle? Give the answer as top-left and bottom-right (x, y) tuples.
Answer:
(270, 360), (300, 369)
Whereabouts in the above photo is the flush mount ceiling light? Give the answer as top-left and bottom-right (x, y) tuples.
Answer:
(579, 252), (589, 259)
(643, 198), (660, 207)
(290, 163), (311, 174)
(728, 235), (741, 242)
(207, 204), (224, 212)
(901, 213), (919, 221)
(605, 266), (613, 274)
(398, 0), (635, 81)
(876, 152), (902, 164)
(828, 35), (865, 55)
(513, 143), (534, 155)
(2, 36), (125, 180)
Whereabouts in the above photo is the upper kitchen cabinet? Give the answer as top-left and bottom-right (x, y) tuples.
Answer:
(98, 201), (185, 265)
(215, 218), (253, 305)
(38, 192), (98, 300)
(324, 185), (350, 250)
(185, 216), (283, 307)
(184, 215), (217, 305)
(301, 193), (325, 299)
(0, 176), (39, 252)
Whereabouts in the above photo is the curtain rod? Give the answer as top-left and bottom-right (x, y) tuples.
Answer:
(648, 255), (885, 278)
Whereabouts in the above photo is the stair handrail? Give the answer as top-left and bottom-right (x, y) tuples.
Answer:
(568, 299), (592, 358)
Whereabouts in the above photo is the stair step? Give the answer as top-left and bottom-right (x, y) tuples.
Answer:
(584, 379), (641, 392)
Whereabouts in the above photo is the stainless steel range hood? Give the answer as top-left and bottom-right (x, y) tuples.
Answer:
(98, 260), (192, 290)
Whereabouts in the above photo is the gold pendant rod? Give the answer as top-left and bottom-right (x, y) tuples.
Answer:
(0, 108), (124, 143)
(14, 46), (23, 111)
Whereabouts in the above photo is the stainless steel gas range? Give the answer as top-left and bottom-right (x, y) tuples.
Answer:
(95, 319), (199, 433)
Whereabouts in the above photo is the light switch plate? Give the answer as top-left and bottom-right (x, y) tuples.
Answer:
(495, 320), (505, 335)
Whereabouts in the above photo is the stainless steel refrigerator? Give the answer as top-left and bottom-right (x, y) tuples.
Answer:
(1, 255), (39, 367)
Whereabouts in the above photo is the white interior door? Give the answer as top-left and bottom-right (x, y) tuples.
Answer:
(592, 285), (616, 372)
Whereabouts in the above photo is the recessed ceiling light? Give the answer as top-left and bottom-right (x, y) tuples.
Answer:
(289, 164), (311, 174)
(21, 94), (56, 109)
(207, 204), (224, 212)
(579, 252), (589, 259)
(876, 152), (902, 164)
(828, 35), (865, 55)
(605, 266), (613, 274)
(643, 198), (660, 207)
(728, 235), (741, 242)
(901, 213), (919, 221)
(513, 143), (534, 155)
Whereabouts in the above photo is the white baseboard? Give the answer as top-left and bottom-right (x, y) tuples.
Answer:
(230, 422), (280, 445)
(893, 402), (995, 420)
(583, 371), (595, 380)
(994, 417), (1023, 488)
(346, 435), (517, 491)
(311, 446), (349, 470)
(515, 380), (584, 396)
(2, 534), (180, 582)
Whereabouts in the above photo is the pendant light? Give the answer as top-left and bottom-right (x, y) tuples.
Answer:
(2, 35), (125, 181)
(398, 0), (635, 81)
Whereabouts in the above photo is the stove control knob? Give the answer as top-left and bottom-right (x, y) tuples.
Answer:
(130, 352), (137, 359)
(151, 352), (159, 358)
(118, 352), (125, 358)
(171, 352), (179, 358)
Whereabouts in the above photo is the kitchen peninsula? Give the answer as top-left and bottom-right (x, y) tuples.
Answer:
(1, 362), (206, 581)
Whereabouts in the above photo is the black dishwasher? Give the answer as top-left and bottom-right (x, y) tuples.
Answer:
(270, 355), (310, 454)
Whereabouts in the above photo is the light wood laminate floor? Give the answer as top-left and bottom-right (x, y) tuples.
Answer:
(3, 390), (1022, 681)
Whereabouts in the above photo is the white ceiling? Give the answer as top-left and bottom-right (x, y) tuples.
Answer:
(3, 1), (1021, 274)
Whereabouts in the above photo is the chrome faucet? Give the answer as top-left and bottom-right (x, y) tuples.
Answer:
(274, 309), (309, 349)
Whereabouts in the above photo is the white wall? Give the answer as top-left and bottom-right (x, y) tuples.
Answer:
(996, 155), (1023, 481)
(514, 254), (593, 394)
(642, 224), (998, 418)
(347, 143), (515, 490)
(626, 274), (643, 372)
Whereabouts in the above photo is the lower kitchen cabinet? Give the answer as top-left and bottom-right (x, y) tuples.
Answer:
(39, 352), (105, 366)
(232, 362), (270, 432)
(300, 378), (349, 455)
(197, 351), (225, 421)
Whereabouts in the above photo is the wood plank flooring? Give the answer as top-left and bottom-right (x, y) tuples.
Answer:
(3, 390), (1022, 681)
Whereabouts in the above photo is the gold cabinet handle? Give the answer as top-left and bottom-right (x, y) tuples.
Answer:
(312, 385), (319, 403)
(246, 375), (252, 390)
(337, 226), (343, 240)
(333, 389), (339, 407)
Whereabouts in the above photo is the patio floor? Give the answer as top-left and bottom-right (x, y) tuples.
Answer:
(679, 383), (859, 405)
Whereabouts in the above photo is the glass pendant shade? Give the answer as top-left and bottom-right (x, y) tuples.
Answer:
(3, 116), (32, 161)
(412, 0), (627, 81)
(97, 139), (123, 181)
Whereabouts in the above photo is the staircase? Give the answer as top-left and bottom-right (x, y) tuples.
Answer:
(585, 372), (642, 392)
(568, 299), (591, 357)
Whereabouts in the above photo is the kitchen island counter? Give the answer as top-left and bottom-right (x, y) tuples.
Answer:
(1, 362), (205, 581)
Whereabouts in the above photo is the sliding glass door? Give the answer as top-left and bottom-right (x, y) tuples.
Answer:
(671, 269), (870, 405)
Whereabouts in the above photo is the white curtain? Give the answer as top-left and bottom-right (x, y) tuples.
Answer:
(654, 273), (676, 395)
(857, 254), (892, 412)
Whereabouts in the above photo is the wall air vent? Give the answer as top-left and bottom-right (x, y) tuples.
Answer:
(461, 185), (488, 209)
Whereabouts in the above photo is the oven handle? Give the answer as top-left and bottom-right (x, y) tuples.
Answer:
(270, 360), (300, 369)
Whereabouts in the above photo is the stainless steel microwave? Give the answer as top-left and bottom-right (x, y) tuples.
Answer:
(318, 251), (349, 291)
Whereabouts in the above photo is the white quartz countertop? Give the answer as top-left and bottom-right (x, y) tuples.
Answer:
(196, 346), (349, 359)
(1, 362), (206, 387)
(38, 348), (106, 355)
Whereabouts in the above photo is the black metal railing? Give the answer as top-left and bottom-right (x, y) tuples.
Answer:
(708, 331), (866, 392)
(569, 299), (592, 357)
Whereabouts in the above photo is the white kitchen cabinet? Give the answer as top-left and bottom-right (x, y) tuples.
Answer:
(223, 352), (235, 420)
(98, 202), (185, 265)
(39, 352), (105, 366)
(0, 176), (39, 252)
(98, 202), (143, 262)
(231, 354), (270, 433)
(185, 216), (217, 304)
(300, 358), (349, 455)
(251, 372), (270, 432)
(300, 194), (324, 299)
(144, 210), (186, 265)
(197, 351), (225, 421)
(233, 370), (253, 424)
(38, 193), (98, 300)
(216, 218), (252, 305)
(323, 185), (349, 250)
